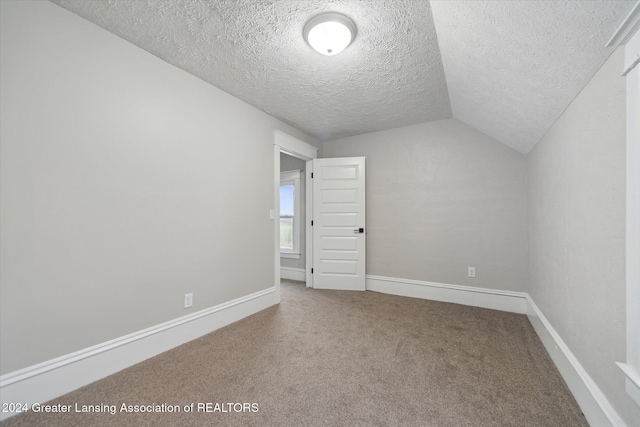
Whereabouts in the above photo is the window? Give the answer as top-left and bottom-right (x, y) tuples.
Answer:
(280, 170), (301, 258)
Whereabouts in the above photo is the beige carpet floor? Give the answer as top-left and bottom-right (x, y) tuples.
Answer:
(3, 280), (587, 426)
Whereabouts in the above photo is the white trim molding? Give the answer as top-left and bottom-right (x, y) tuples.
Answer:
(280, 169), (302, 257)
(366, 275), (527, 314)
(527, 297), (626, 427)
(280, 266), (306, 282)
(0, 287), (277, 421)
(608, 10), (640, 409)
(366, 274), (627, 426)
(273, 130), (318, 294)
(617, 363), (640, 408)
(274, 130), (318, 160)
(305, 160), (313, 288)
(621, 26), (640, 409)
(606, 2), (640, 50)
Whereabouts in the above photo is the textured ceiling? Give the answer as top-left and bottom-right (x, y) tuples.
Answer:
(50, 0), (451, 143)
(49, 0), (635, 153)
(430, 0), (636, 154)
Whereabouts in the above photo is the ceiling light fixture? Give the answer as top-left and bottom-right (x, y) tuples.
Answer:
(303, 12), (357, 56)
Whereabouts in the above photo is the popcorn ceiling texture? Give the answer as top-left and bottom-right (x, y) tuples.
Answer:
(51, 0), (451, 143)
(430, 0), (636, 153)
(50, 0), (635, 152)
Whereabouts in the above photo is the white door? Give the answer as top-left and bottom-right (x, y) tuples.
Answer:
(312, 157), (366, 291)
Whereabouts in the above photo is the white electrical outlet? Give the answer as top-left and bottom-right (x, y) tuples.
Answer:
(184, 293), (193, 309)
(468, 267), (476, 278)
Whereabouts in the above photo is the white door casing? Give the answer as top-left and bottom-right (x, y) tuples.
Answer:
(273, 130), (318, 296)
(312, 157), (366, 291)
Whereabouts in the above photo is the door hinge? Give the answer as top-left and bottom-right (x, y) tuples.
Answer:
(311, 220), (314, 226)
(311, 268), (314, 274)
(311, 172), (314, 178)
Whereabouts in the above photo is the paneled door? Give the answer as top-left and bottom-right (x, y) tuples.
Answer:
(312, 157), (366, 291)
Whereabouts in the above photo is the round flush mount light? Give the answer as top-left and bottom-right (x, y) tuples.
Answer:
(303, 12), (357, 56)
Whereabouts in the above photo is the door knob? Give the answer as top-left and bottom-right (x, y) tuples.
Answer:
(353, 228), (364, 234)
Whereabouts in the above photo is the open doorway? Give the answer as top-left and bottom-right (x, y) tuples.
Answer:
(273, 132), (367, 296)
(273, 130), (318, 301)
(279, 152), (307, 283)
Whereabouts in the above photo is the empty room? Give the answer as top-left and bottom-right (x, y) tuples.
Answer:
(1, 0), (639, 426)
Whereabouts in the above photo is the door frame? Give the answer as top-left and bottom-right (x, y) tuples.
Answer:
(273, 130), (318, 299)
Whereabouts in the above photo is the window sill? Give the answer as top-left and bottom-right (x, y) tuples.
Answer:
(617, 362), (640, 407)
(280, 252), (301, 260)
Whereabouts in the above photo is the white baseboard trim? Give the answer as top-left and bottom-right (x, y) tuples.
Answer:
(526, 296), (625, 427)
(0, 287), (278, 421)
(366, 275), (528, 314)
(366, 274), (626, 426)
(1, 277), (627, 426)
(281, 266), (306, 282)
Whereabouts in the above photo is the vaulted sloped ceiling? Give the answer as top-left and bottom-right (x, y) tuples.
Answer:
(430, 0), (636, 153)
(50, 0), (636, 154)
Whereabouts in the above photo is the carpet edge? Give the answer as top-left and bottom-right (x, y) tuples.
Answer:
(0, 287), (278, 421)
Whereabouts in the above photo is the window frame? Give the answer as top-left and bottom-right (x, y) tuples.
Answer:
(280, 170), (301, 259)
(607, 4), (640, 408)
(620, 27), (640, 408)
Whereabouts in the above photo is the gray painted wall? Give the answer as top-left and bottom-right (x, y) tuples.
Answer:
(2, 2), (636, 423)
(528, 47), (640, 424)
(322, 119), (528, 292)
(0, 0), (317, 374)
(280, 153), (306, 270)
